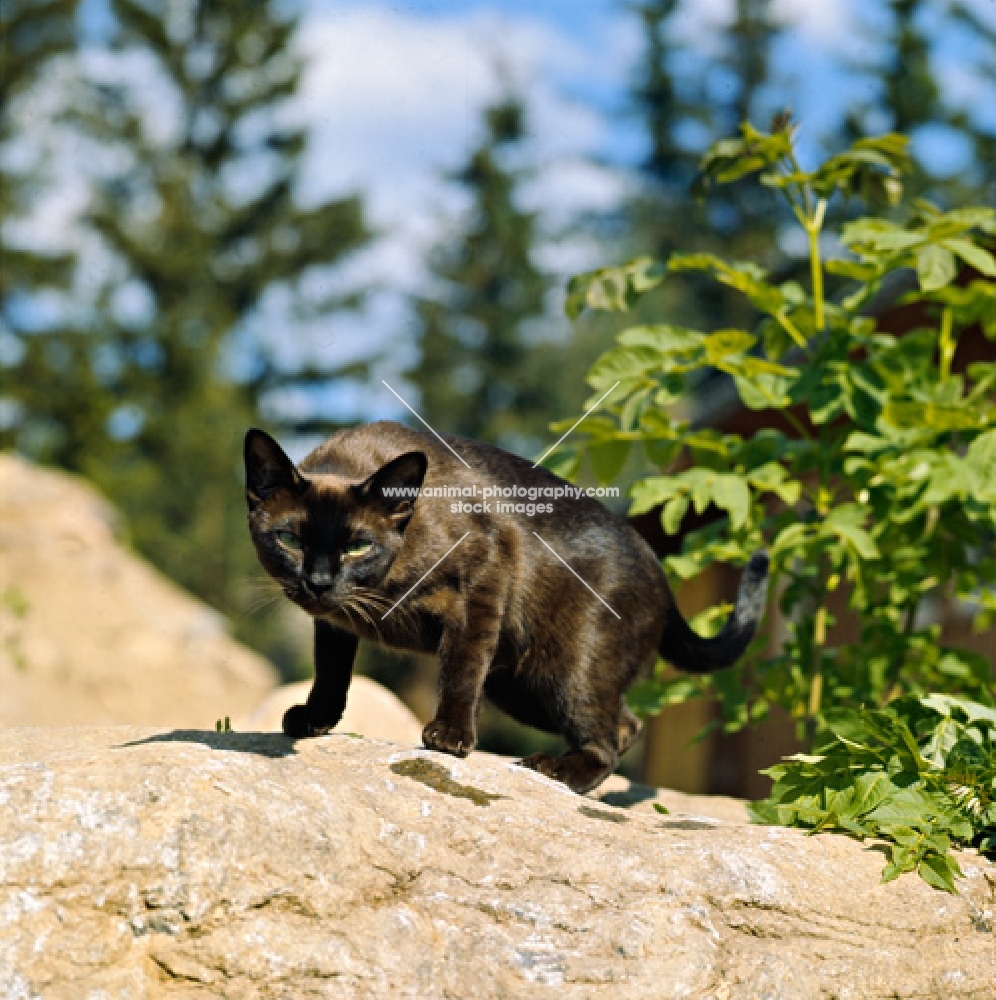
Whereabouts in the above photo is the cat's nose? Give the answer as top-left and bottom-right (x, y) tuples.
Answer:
(307, 555), (335, 591)
(306, 576), (335, 600)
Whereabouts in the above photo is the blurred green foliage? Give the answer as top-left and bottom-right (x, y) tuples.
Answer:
(407, 96), (562, 453)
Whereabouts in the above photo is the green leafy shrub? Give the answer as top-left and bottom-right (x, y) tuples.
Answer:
(748, 694), (996, 892)
(558, 120), (996, 889)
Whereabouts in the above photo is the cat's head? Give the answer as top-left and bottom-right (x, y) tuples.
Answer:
(244, 428), (427, 615)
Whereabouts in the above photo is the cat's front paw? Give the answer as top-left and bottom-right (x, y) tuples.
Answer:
(422, 719), (475, 757)
(282, 704), (337, 738)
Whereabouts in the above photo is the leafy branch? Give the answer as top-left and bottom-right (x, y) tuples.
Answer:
(749, 694), (996, 892)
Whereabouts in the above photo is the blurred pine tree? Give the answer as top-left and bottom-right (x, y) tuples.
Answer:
(1, 0), (373, 673)
(626, 0), (784, 333)
(0, 0), (87, 459)
(845, 0), (995, 204)
(407, 96), (563, 455)
(950, 1), (996, 205)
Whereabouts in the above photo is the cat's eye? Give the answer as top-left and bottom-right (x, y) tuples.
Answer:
(344, 539), (374, 558)
(275, 530), (302, 552)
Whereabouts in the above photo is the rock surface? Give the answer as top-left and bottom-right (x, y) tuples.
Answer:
(2, 727), (993, 999)
(237, 677), (424, 745)
(0, 453), (277, 727)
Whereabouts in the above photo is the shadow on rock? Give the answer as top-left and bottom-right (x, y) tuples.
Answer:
(117, 729), (299, 758)
(597, 782), (659, 809)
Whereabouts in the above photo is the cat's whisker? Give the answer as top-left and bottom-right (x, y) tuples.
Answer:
(244, 590), (283, 614)
(351, 589), (393, 613)
(338, 602), (361, 634)
(347, 601), (381, 643)
(350, 597), (385, 643)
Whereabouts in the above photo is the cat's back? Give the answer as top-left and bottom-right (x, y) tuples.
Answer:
(302, 421), (652, 557)
(299, 421), (608, 517)
(298, 420), (560, 492)
(298, 421), (456, 479)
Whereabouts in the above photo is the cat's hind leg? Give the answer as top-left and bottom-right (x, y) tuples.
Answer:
(518, 689), (622, 794)
(616, 704), (643, 755)
(519, 739), (618, 795)
(518, 636), (647, 793)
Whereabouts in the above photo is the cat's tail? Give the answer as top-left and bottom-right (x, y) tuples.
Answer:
(659, 550), (770, 673)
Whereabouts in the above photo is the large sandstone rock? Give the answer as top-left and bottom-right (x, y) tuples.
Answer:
(2, 727), (993, 999)
(0, 453), (277, 727)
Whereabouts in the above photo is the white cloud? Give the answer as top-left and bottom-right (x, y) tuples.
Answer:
(773, 0), (854, 49)
(520, 159), (630, 233)
(292, 6), (621, 276)
(278, 2), (629, 415)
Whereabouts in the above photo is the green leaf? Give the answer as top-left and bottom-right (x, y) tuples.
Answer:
(543, 449), (580, 481)
(844, 431), (890, 454)
(771, 522), (811, 558)
(669, 254), (786, 317)
(711, 474), (751, 529)
(918, 853), (961, 893)
(917, 244), (958, 291)
(618, 324), (703, 353)
(643, 437), (680, 468)
(689, 469), (714, 514)
(830, 524), (880, 561)
(942, 238), (996, 277)
(964, 429), (996, 501)
(629, 476), (681, 516)
(734, 371), (795, 410)
(704, 329), (756, 359)
(588, 439), (632, 484)
(626, 675), (702, 715)
(843, 218), (925, 252)
(695, 122), (793, 193)
(565, 257), (665, 318)
(661, 493), (690, 534)
(746, 462), (802, 505)
(882, 400), (989, 433)
(825, 258), (880, 281)
(619, 386), (652, 432)
(586, 346), (664, 390)
(665, 552), (701, 580)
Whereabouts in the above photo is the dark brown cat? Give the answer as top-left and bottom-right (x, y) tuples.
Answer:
(244, 421), (768, 794)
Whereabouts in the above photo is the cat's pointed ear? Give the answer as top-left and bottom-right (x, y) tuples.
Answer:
(244, 428), (303, 504)
(359, 451), (428, 522)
